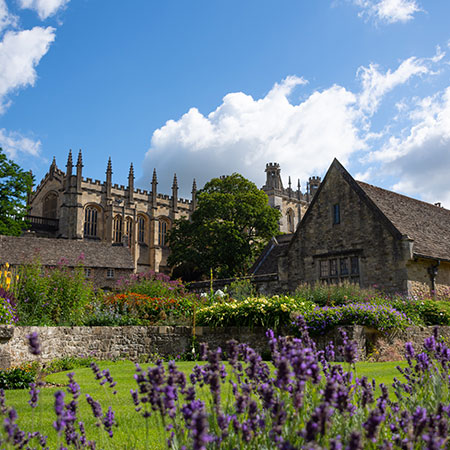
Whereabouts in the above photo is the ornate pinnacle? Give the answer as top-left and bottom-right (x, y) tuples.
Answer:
(66, 150), (73, 167)
(192, 178), (197, 192)
(172, 173), (178, 188)
(129, 163), (134, 178)
(152, 168), (158, 185)
(76, 149), (83, 167)
(106, 157), (112, 174)
(51, 156), (56, 167)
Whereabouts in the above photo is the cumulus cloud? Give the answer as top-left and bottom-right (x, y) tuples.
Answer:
(0, 128), (41, 158)
(370, 87), (450, 206)
(0, 0), (17, 33)
(353, 0), (422, 24)
(0, 26), (55, 113)
(143, 76), (366, 196)
(18, 0), (70, 20)
(142, 52), (444, 198)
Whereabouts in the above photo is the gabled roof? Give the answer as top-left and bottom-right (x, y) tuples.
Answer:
(250, 234), (293, 275)
(0, 235), (135, 269)
(291, 158), (450, 261)
(357, 181), (450, 261)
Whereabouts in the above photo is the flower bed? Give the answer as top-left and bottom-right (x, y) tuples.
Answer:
(196, 295), (315, 328)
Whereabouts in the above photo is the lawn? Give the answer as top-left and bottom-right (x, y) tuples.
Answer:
(4, 360), (407, 450)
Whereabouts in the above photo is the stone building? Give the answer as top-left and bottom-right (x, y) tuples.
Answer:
(27, 150), (196, 273)
(27, 151), (318, 274)
(0, 234), (134, 289)
(279, 159), (450, 296)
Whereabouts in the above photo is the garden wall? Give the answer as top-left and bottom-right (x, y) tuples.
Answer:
(0, 325), (446, 369)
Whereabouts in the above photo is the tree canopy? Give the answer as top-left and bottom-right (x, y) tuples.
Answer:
(0, 148), (34, 236)
(168, 173), (281, 280)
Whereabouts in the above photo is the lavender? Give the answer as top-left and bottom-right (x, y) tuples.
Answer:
(27, 332), (41, 356)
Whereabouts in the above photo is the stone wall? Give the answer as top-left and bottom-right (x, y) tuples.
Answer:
(0, 325), (446, 369)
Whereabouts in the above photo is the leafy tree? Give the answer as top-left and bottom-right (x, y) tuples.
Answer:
(0, 148), (33, 236)
(168, 173), (281, 280)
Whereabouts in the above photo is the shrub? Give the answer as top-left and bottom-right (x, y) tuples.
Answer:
(15, 258), (97, 326)
(102, 292), (196, 325)
(0, 287), (17, 324)
(301, 302), (412, 334)
(294, 282), (378, 306)
(82, 300), (142, 326)
(224, 278), (256, 301)
(196, 295), (316, 328)
(0, 362), (38, 389)
(43, 356), (97, 375)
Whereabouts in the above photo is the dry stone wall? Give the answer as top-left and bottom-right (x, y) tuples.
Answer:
(0, 325), (446, 369)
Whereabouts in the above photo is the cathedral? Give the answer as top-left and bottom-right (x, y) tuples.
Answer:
(27, 150), (320, 273)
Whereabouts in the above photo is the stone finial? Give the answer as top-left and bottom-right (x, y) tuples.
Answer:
(191, 179), (197, 211)
(192, 178), (197, 193)
(172, 173), (178, 189)
(152, 168), (158, 185)
(128, 163), (134, 179)
(66, 150), (73, 168)
(76, 149), (83, 168)
(297, 178), (301, 200)
(288, 176), (292, 197)
(106, 157), (112, 175)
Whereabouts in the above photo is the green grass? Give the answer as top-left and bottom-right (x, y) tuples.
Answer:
(3, 360), (408, 450)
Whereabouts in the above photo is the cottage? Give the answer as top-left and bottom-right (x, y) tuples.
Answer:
(0, 234), (134, 289)
(279, 159), (450, 296)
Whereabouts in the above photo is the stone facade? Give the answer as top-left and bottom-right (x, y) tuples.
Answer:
(281, 159), (450, 296)
(0, 325), (443, 368)
(28, 153), (317, 273)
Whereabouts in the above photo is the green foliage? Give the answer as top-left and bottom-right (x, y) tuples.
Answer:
(301, 302), (412, 335)
(196, 295), (315, 329)
(43, 356), (97, 375)
(0, 362), (38, 389)
(168, 173), (281, 280)
(294, 282), (378, 306)
(224, 278), (256, 301)
(15, 258), (97, 326)
(0, 147), (33, 236)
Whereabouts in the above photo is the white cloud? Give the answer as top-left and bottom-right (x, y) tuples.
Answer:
(0, 0), (17, 33)
(353, 0), (422, 24)
(143, 76), (366, 195)
(0, 26), (55, 113)
(18, 0), (70, 20)
(369, 87), (450, 207)
(357, 56), (431, 114)
(0, 128), (41, 158)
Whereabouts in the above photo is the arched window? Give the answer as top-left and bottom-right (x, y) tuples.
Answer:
(158, 219), (169, 246)
(43, 192), (58, 219)
(137, 215), (146, 244)
(113, 215), (123, 243)
(287, 209), (295, 233)
(84, 206), (98, 238)
(125, 217), (133, 247)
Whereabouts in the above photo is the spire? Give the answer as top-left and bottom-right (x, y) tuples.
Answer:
(191, 178), (197, 211)
(128, 163), (134, 203)
(66, 150), (73, 168)
(288, 176), (292, 198)
(297, 179), (301, 200)
(172, 173), (178, 212)
(105, 157), (112, 199)
(49, 156), (56, 179)
(151, 168), (157, 209)
(76, 149), (83, 168)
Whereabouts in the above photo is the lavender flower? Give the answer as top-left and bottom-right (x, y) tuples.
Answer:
(27, 332), (41, 356)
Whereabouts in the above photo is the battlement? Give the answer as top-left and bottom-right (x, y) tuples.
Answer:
(266, 162), (280, 170)
(309, 176), (321, 182)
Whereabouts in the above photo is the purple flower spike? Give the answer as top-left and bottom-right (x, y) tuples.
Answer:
(27, 332), (41, 356)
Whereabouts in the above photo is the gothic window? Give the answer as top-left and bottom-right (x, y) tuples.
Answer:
(287, 209), (295, 233)
(137, 216), (146, 244)
(113, 215), (123, 243)
(158, 219), (169, 247)
(340, 258), (349, 276)
(125, 217), (133, 247)
(84, 206), (98, 238)
(43, 192), (58, 219)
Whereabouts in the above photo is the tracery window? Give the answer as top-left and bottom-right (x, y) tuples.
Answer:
(125, 217), (133, 247)
(43, 192), (58, 219)
(158, 219), (169, 246)
(113, 215), (123, 243)
(287, 209), (295, 233)
(138, 216), (146, 244)
(84, 206), (98, 238)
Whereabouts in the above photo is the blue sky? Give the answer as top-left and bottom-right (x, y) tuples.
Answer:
(1, 0), (450, 205)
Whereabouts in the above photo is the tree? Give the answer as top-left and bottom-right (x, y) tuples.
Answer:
(168, 173), (281, 280)
(0, 148), (34, 236)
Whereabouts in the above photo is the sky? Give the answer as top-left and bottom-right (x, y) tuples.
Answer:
(1, 0), (450, 206)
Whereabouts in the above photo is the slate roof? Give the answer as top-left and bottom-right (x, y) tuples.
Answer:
(0, 234), (135, 269)
(357, 181), (450, 261)
(250, 234), (293, 275)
